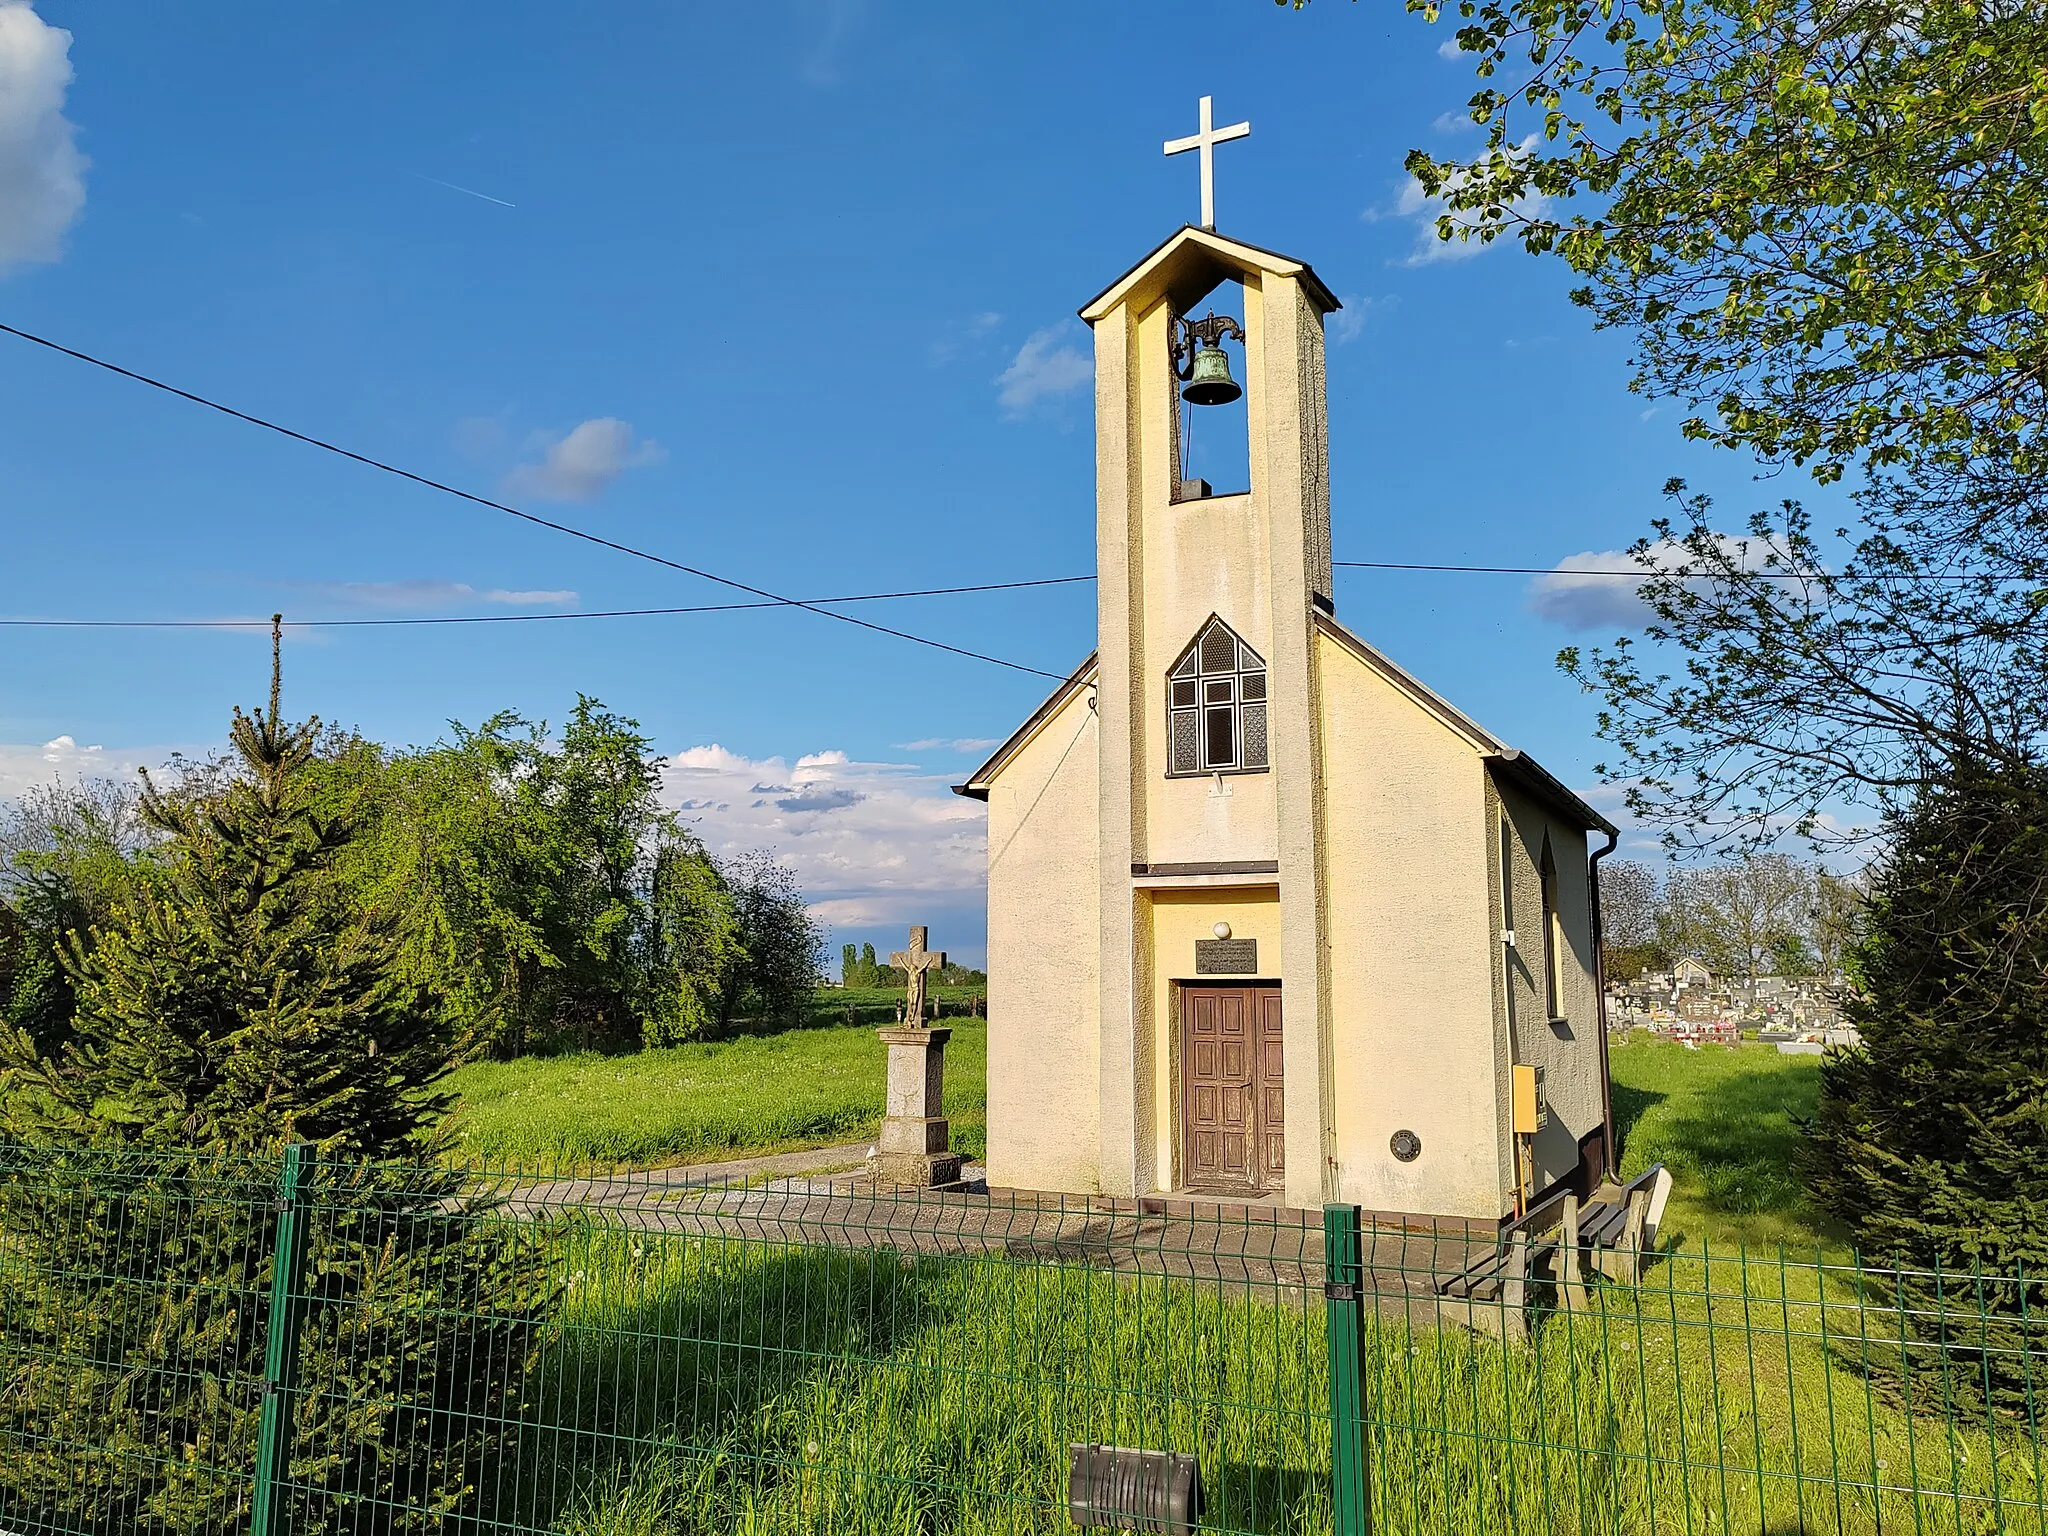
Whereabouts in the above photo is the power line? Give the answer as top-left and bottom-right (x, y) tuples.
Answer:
(0, 320), (2017, 651)
(0, 321), (1070, 680)
(0, 575), (1095, 630)
(1334, 560), (2020, 582)
(4, 557), (2022, 634)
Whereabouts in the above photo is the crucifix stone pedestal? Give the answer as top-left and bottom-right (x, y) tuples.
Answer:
(872, 926), (962, 1187)
(873, 1024), (963, 1187)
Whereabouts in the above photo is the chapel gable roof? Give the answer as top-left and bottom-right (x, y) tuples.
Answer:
(1079, 226), (1341, 325)
(953, 654), (1097, 801)
(1314, 611), (1617, 837)
(953, 617), (1615, 838)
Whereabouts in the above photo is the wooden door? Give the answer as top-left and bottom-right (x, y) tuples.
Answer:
(1180, 985), (1284, 1192)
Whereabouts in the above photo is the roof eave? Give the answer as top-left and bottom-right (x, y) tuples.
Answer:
(1079, 225), (1341, 324)
(955, 653), (1099, 799)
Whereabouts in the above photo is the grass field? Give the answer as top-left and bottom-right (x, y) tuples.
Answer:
(491, 1188), (2035, 1536)
(449, 1004), (1828, 1254)
(406, 1034), (2048, 1529)
(1606, 1035), (1829, 1251)
(446, 1015), (988, 1168)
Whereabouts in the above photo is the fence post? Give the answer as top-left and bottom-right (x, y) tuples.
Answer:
(1324, 1202), (1372, 1536)
(252, 1142), (313, 1536)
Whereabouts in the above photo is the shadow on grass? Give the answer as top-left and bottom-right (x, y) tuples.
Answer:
(1608, 1080), (1665, 1173)
(1642, 1051), (1834, 1249)
(487, 1236), (938, 1533)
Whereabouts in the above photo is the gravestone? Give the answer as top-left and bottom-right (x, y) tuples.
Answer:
(873, 926), (963, 1187)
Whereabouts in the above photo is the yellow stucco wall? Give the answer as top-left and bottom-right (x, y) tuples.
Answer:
(1315, 631), (1507, 1218)
(977, 228), (1608, 1218)
(983, 685), (1102, 1193)
(1492, 772), (1603, 1193)
(1142, 887), (1284, 1186)
(1138, 483), (1282, 870)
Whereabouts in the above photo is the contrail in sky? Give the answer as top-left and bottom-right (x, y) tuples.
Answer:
(410, 172), (516, 208)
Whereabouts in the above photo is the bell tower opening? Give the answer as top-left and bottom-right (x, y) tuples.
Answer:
(1171, 278), (1250, 502)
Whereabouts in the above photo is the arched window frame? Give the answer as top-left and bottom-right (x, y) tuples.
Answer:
(1539, 834), (1565, 1021)
(1166, 616), (1269, 777)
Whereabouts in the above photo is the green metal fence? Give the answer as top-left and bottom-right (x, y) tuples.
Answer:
(2, 1142), (2047, 1534)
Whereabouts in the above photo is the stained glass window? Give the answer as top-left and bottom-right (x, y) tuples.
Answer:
(1167, 617), (1268, 776)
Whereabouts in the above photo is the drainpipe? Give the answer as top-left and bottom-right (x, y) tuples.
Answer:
(1588, 827), (1620, 1182)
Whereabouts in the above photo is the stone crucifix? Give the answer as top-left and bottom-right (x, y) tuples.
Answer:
(891, 925), (947, 1029)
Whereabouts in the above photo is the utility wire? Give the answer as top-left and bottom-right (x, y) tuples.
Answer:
(4, 558), (2019, 633)
(1335, 560), (2017, 581)
(0, 321), (1070, 680)
(0, 320), (2015, 655)
(0, 576), (1095, 630)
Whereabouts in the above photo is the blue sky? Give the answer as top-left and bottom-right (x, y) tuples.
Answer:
(0, 2), (1845, 964)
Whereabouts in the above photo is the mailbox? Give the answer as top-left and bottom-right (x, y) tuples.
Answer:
(1067, 1444), (1203, 1533)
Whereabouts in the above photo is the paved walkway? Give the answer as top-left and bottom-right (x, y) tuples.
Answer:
(485, 1157), (1491, 1325)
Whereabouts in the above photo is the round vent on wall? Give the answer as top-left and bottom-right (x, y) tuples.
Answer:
(1389, 1129), (1422, 1164)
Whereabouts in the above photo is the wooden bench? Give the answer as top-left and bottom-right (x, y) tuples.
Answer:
(1573, 1162), (1671, 1284)
(1434, 1163), (1671, 1338)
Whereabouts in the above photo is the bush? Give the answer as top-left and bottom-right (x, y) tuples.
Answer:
(1806, 756), (2048, 1412)
(0, 673), (551, 1531)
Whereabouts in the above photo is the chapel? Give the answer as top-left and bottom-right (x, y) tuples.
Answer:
(956, 221), (1618, 1222)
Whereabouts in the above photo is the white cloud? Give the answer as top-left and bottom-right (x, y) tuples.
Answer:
(930, 310), (1003, 365)
(662, 742), (987, 935)
(0, 736), (168, 800)
(1393, 133), (1548, 266)
(0, 1), (86, 273)
(1527, 536), (1784, 630)
(503, 418), (665, 502)
(798, 0), (867, 85)
(996, 325), (1092, 418)
(1437, 35), (1466, 60)
(310, 580), (577, 610)
(895, 737), (1001, 754)
(1331, 297), (1372, 346)
(1431, 109), (1480, 133)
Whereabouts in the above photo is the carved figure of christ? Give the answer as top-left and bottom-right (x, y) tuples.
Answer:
(890, 926), (947, 1030)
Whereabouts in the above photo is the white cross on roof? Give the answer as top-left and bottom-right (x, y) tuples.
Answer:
(1164, 95), (1251, 231)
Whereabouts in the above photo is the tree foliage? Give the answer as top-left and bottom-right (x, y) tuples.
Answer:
(1806, 756), (2048, 1411)
(0, 670), (549, 1531)
(1389, 0), (2048, 494)
(0, 778), (155, 1055)
(1314, 0), (2048, 849)
(1559, 483), (2048, 848)
(0, 698), (822, 1061)
(1598, 851), (1857, 981)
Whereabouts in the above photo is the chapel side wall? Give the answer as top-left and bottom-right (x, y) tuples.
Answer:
(1316, 634), (1504, 1219)
(984, 689), (1102, 1194)
(1493, 775), (1604, 1193)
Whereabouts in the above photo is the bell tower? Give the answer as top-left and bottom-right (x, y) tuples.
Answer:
(1078, 225), (1342, 1205)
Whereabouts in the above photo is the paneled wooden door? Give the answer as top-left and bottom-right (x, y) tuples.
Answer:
(1179, 984), (1284, 1193)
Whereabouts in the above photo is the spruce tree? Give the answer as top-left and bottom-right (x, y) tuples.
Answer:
(1806, 755), (2048, 1412)
(0, 642), (550, 1533)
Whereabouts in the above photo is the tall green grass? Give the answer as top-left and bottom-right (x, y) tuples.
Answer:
(498, 1225), (1329, 1535)
(1607, 1036), (1829, 1250)
(446, 1020), (988, 1168)
(487, 1221), (2048, 1535)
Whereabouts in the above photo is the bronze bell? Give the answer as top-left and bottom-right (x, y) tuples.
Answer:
(1181, 340), (1242, 406)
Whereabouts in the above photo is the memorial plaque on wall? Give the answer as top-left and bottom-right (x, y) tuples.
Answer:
(1195, 938), (1258, 975)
